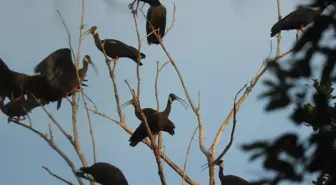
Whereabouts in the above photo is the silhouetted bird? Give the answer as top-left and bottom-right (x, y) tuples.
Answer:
(270, 5), (327, 41)
(76, 162), (129, 185)
(122, 93), (188, 147)
(85, 26), (145, 66)
(216, 160), (251, 185)
(34, 49), (97, 109)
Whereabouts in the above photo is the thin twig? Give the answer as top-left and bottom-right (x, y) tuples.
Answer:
(42, 166), (74, 185)
(132, 9), (143, 100)
(81, 91), (98, 163)
(182, 126), (198, 185)
(276, 0), (282, 58)
(165, 3), (176, 36)
(155, 61), (170, 149)
(56, 10), (76, 60)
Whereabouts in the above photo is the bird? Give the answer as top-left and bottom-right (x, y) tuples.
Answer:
(122, 93), (188, 147)
(34, 48), (97, 109)
(76, 162), (129, 185)
(270, 4), (327, 42)
(216, 160), (251, 185)
(84, 26), (146, 66)
(142, 0), (167, 45)
(0, 97), (41, 121)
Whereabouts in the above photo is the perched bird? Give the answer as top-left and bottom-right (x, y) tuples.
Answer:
(216, 160), (251, 185)
(128, 0), (167, 45)
(84, 26), (146, 66)
(0, 97), (41, 121)
(144, 0), (167, 45)
(270, 4), (327, 41)
(34, 48), (97, 109)
(76, 162), (129, 185)
(122, 93), (188, 147)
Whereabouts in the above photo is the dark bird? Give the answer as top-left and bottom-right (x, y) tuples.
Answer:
(142, 0), (167, 45)
(270, 4), (327, 41)
(122, 93), (188, 147)
(34, 48), (97, 109)
(76, 162), (129, 185)
(84, 26), (146, 66)
(0, 97), (41, 120)
(216, 160), (251, 185)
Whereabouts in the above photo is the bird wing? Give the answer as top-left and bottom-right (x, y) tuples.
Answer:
(103, 39), (145, 59)
(34, 48), (76, 92)
(0, 58), (14, 98)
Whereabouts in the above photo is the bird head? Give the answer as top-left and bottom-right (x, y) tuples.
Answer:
(76, 167), (95, 182)
(121, 97), (137, 109)
(168, 93), (188, 109)
(83, 55), (98, 75)
(215, 160), (224, 169)
(83, 26), (98, 37)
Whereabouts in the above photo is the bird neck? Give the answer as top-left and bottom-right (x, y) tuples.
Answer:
(219, 166), (225, 182)
(78, 62), (89, 82)
(162, 98), (172, 116)
(93, 33), (103, 50)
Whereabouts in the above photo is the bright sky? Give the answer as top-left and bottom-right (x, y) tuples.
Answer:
(0, 0), (322, 184)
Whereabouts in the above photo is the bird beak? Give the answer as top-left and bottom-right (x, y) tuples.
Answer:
(83, 29), (91, 36)
(75, 169), (85, 177)
(121, 99), (133, 108)
(86, 57), (99, 75)
(174, 96), (189, 110)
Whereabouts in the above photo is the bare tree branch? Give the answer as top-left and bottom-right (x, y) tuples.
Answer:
(42, 166), (74, 185)
(88, 108), (199, 185)
(125, 81), (167, 185)
(132, 10), (143, 100)
(9, 119), (85, 185)
(211, 84), (246, 166)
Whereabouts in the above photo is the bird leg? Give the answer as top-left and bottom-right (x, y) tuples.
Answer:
(109, 56), (119, 63)
(64, 88), (79, 98)
(296, 30), (299, 42)
(300, 25), (305, 33)
(14, 95), (24, 101)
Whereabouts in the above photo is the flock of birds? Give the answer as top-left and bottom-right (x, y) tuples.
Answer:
(0, 0), (333, 184)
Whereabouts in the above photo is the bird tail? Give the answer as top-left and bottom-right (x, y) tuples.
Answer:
(147, 34), (160, 45)
(0, 57), (10, 73)
(129, 124), (147, 147)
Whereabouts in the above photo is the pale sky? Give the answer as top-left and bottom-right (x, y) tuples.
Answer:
(0, 0), (321, 185)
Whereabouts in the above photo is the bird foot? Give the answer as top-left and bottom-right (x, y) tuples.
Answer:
(64, 88), (79, 97)
(14, 96), (24, 101)
(109, 57), (119, 63)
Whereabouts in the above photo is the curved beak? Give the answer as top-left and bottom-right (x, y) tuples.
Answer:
(174, 96), (189, 110)
(86, 57), (99, 75)
(121, 99), (133, 109)
(82, 29), (91, 37)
